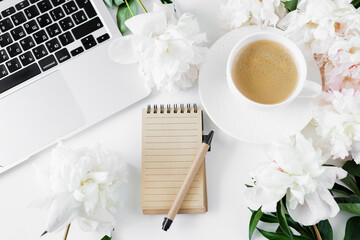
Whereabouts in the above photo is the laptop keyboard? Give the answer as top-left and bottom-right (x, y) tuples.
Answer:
(0, 0), (110, 94)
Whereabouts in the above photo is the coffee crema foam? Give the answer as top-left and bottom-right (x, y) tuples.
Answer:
(231, 40), (298, 104)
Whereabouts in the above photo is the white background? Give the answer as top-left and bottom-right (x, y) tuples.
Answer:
(0, 0), (353, 240)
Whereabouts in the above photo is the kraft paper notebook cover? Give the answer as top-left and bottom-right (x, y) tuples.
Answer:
(141, 104), (208, 215)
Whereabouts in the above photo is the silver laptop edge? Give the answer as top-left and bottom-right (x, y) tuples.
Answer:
(0, 0), (150, 173)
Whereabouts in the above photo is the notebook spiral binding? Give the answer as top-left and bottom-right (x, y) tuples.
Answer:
(147, 104), (198, 114)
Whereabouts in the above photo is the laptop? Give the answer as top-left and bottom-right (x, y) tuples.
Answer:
(0, 0), (150, 173)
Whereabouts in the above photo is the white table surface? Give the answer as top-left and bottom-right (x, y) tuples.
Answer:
(0, 1), (352, 240)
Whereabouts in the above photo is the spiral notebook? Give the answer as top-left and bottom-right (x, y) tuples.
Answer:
(141, 104), (208, 215)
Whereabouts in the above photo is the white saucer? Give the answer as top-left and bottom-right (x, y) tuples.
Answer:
(198, 26), (322, 144)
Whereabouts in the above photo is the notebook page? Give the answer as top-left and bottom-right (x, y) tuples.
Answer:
(141, 107), (206, 214)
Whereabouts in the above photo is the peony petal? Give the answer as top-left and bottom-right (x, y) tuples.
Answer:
(352, 150), (360, 164)
(29, 195), (55, 209)
(45, 192), (79, 232)
(78, 208), (115, 232)
(87, 172), (109, 183)
(287, 186), (339, 226)
(278, 10), (299, 30)
(244, 186), (286, 213)
(108, 35), (142, 64)
(152, 2), (176, 20)
(317, 167), (347, 189)
(351, 141), (360, 164)
(125, 11), (167, 36)
(318, 186), (340, 218)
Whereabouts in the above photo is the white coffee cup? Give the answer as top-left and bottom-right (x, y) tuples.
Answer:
(226, 32), (322, 110)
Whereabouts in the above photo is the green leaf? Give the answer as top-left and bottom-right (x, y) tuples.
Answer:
(344, 217), (360, 240)
(260, 213), (278, 223)
(336, 198), (360, 214)
(343, 160), (360, 177)
(258, 229), (290, 240)
(338, 203), (360, 215)
(331, 183), (355, 196)
(335, 197), (360, 204)
(101, 236), (112, 240)
(160, 0), (173, 4)
(276, 200), (293, 239)
(286, 215), (315, 239)
(351, 0), (360, 8)
(307, 224), (316, 238)
(257, 229), (311, 240)
(249, 207), (263, 240)
(114, 0), (124, 6)
(41, 231), (47, 237)
(116, 0), (138, 34)
(356, 176), (360, 189)
(117, 4), (130, 34)
(283, 0), (298, 11)
(318, 220), (333, 240)
(103, 0), (113, 8)
(342, 175), (360, 195)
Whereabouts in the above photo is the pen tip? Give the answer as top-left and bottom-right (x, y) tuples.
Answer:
(204, 130), (214, 146)
(162, 217), (173, 231)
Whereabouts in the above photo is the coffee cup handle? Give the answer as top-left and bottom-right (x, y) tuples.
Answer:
(298, 80), (322, 98)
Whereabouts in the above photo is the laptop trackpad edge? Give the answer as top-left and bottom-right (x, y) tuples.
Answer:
(0, 71), (86, 166)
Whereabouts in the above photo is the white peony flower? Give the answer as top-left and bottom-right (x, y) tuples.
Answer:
(279, 0), (360, 91)
(108, 3), (208, 93)
(219, 0), (289, 30)
(245, 134), (346, 226)
(314, 89), (360, 163)
(34, 143), (127, 233)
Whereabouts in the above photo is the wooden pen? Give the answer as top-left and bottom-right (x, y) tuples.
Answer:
(162, 130), (214, 231)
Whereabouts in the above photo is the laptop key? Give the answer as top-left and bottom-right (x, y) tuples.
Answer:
(96, 33), (109, 44)
(0, 50), (9, 63)
(81, 35), (96, 50)
(45, 38), (61, 52)
(76, 0), (97, 19)
(24, 6), (40, 20)
(0, 18), (14, 32)
(15, 1), (30, 11)
(19, 51), (35, 66)
(6, 42), (22, 58)
(37, 0), (53, 13)
(23, 19), (39, 34)
(19, 36), (36, 51)
(0, 64), (8, 79)
(0, 63), (41, 94)
(11, 12), (27, 26)
(72, 10), (87, 25)
(39, 54), (57, 71)
(6, 58), (22, 73)
(46, 23), (61, 37)
(1, 7), (15, 18)
(55, 48), (71, 63)
(30, 0), (41, 3)
(32, 44), (48, 59)
(51, 0), (66, 7)
(37, 13), (52, 27)
(72, 17), (103, 40)
(63, 2), (78, 15)
(50, 7), (65, 21)
(10, 26), (26, 41)
(58, 31), (74, 46)
(33, 29), (48, 44)
(0, 33), (13, 47)
(70, 46), (83, 57)
(59, 17), (74, 31)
